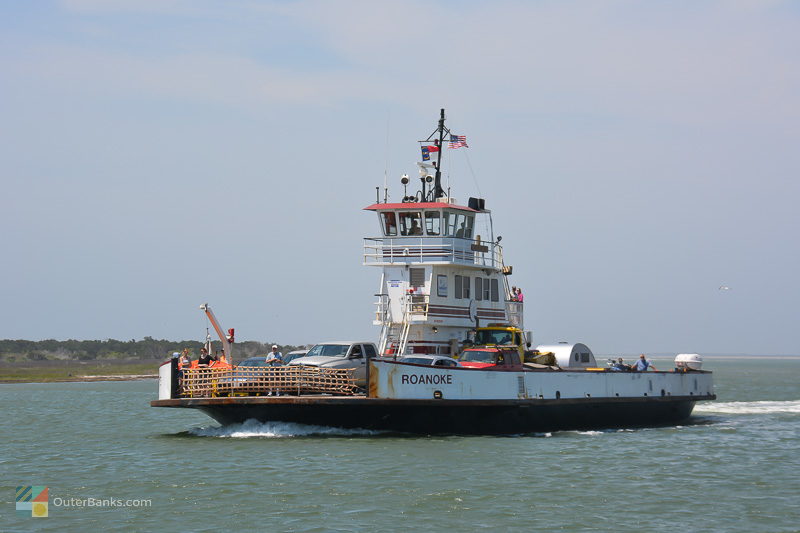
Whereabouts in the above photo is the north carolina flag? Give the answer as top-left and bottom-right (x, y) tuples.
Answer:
(420, 145), (440, 161)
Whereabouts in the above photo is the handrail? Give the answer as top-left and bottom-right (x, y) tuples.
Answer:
(363, 237), (502, 268)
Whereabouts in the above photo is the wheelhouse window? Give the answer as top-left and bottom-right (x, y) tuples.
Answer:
(382, 212), (397, 236)
(462, 215), (474, 239)
(425, 211), (441, 235)
(399, 212), (423, 236)
(444, 212), (458, 237)
(443, 211), (475, 239)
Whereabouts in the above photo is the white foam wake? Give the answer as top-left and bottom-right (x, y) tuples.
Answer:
(188, 419), (382, 438)
(694, 400), (800, 415)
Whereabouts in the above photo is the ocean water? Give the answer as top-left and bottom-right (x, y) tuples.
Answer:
(2, 357), (798, 532)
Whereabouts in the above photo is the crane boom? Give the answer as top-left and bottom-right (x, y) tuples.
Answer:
(199, 303), (234, 363)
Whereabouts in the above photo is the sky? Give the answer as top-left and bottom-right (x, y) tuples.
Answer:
(1, 0), (799, 355)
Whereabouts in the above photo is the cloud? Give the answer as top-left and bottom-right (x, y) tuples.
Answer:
(21, 1), (792, 127)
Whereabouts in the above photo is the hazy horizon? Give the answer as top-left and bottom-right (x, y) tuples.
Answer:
(2, 1), (798, 355)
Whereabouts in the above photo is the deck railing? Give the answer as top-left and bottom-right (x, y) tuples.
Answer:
(505, 300), (524, 328)
(179, 366), (359, 397)
(364, 237), (501, 268)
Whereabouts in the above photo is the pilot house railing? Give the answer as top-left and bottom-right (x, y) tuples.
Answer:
(363, 237), (502, 268)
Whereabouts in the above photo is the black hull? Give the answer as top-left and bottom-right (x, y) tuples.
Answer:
(152, 395), (713, 435)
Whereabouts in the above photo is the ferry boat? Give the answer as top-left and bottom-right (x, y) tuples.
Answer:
(151, 110), (715, 435)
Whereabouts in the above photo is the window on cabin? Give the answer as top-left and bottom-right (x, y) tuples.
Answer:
(382, 212), (397, 236)
(399, 212), (423, 236)
(425, 211), (440, 235)
(463, 215), (474, 239)
(490, 279), (499, 302)
(445, 213), (474, 239)
(437, 274), (447, 297)
(455, 275), (470, 299)
(474, 278), (482, 301)
(454, 214), (467, 238)
(482, 277), (490, 300)
(444, 212), (457, 237)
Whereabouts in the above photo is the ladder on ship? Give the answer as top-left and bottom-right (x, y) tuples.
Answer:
(378, 295), (412, 357)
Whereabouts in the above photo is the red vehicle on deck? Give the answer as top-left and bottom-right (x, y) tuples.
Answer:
(458, 348), (522, 369)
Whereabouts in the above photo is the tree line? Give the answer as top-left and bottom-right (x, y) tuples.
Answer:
(0, 338), (309, 362)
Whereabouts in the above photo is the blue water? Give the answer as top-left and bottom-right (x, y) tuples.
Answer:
(2, 357), (798, 532)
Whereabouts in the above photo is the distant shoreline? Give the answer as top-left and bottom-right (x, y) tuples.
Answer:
(2, 353), (798, 384)
(0, 358), (163, 384)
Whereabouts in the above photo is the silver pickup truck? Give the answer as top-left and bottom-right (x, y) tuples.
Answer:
(288, 341), (378, 386)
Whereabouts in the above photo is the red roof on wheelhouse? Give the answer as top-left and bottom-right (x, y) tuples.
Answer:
(363, 202), (478, 212)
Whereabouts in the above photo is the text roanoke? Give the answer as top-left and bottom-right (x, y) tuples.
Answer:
(401, 374), (453, 385)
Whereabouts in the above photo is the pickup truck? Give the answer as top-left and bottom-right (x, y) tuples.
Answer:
(288, 341), (378, 387)
(467, 324), (531, 359)
(464, 324), (554, 365)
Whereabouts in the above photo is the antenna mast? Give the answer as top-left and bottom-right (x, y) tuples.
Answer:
(433, 108), (446, 199)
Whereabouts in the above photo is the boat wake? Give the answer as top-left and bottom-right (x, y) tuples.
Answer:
(187, 419), (384, 438)
(694, 400), (800, 415)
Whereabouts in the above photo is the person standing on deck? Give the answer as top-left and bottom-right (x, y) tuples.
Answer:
(265, 345), (283, 366)
(179, 349), (190, 368)
(632, 354), (656, 372)
(516, 287), (524, 303)
(198, 347), (212, 367)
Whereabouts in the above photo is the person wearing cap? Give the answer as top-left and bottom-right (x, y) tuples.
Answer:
(632, 353), (656, 372)
(265, 345), (283, 366)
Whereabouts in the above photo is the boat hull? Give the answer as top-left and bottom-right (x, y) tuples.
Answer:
(151, 394), (713, 435)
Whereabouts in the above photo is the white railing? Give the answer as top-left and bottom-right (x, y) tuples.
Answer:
(405, 293), (429, 319)
(505, 300), (524, 329)
(374, 293), (390, 324)
(363, 237), (502, 268)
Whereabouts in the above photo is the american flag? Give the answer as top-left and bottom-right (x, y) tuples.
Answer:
(448, 134), (468, 149)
